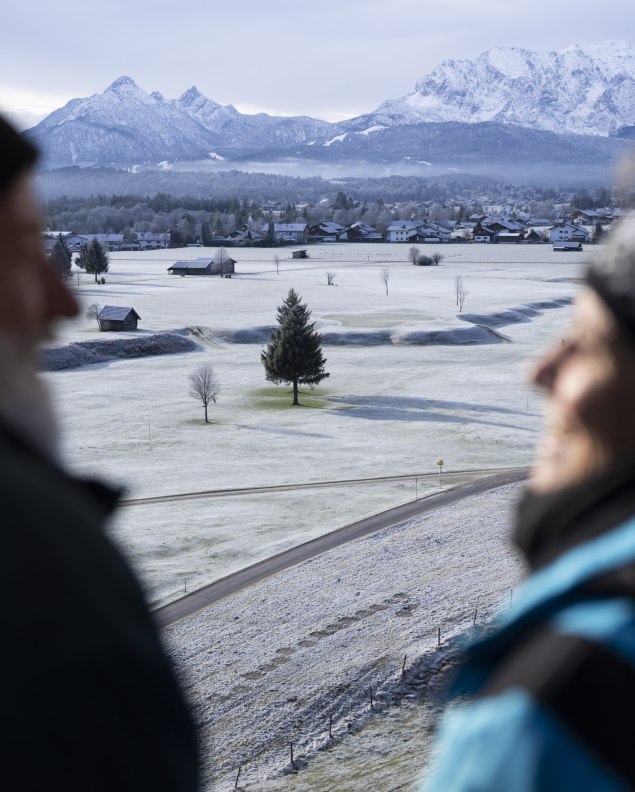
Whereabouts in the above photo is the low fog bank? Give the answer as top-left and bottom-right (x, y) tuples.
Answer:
(35, 158), (621, 202)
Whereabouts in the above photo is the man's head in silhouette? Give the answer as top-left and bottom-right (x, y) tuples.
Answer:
(0, 117), (78, 454)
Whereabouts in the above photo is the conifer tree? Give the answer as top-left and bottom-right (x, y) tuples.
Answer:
(266, 219), (276, 246)
(201, 221), (213, 247)
(80, 239), (110, 282)
(261, 289), (329, 406)
(49, 235), (73, 279)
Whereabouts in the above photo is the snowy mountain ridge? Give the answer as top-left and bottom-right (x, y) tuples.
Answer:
(25, 41), (635, 171)
(354, 40), (635, 137)
(28, 75), (344, 166)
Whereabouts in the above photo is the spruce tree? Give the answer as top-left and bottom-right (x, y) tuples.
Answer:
(261, 289), (329, 406)
(49, 235), (73, 279)
(82, 239), (110, 282)
(201, 221), (213, 247)
(266, 219), (276, 246)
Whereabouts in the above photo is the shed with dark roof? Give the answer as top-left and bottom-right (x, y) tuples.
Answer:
(167, 256), (236, 276)
(97, 305), (141, 331)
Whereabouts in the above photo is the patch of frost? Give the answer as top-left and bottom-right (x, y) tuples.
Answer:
(322, 133), (348, 147)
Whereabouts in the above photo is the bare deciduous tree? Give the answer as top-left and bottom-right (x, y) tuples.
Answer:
(86, 302), (101, 326)
(188, 364), (220, 423)
(214, 246), (232, 277)
(408, 246), (420, 265)
(431, 252), (445, 265)
(454, 275), (462, 307)
(326, 271), (336, 285)
(380, 266), (390, 295)
(455, 275), (469, 312)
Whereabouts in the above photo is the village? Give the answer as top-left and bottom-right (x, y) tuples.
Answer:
(39, 178), (631, 254)
(42, 205), (623, 255)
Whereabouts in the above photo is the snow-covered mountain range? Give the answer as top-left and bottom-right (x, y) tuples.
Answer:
(28, 75), (343, 166)
(25, 41), (635, 174)
(353, 40), (635, 137)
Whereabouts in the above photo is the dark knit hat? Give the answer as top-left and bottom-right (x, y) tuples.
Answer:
(586, 214), (635, 344)
(0, 115), (38, 200)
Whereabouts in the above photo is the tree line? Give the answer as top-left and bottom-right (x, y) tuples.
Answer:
(48, 235), (109, 282)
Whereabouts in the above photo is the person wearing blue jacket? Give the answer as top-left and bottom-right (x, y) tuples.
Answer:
(421, 215), (635, 791)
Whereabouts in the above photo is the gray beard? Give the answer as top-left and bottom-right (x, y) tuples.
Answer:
(0, 334), (59, 460)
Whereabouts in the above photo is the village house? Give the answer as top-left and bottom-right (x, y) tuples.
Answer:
(413, 222), (452, 243)
(86, 234), (125, 251)
(386, 221), (421, 242)
(570, 209), (612, 226)
(497, 231), (525, 244)
(548, 222), (590, 244)
(58, 234), (92, 251)
(487, 218), (526, 234)
(346, 221), (383, 242)
(262, 223), (308, 244)
(135, 232), (171, 250)
(386, 220), (451, 243)
(97, 306), (141, 331)
(43, 231), (170, 253)
(307, 221), (348, 242)
(225, 227), (264, 244)
(472, 224), (498, 243)
(524, 229), (546, 243)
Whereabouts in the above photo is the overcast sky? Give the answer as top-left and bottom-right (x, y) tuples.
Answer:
(3, 0), (635, 129)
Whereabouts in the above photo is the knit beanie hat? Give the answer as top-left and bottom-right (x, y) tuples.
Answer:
(0, 115), (38, 200)
(586, 213), (635, 345)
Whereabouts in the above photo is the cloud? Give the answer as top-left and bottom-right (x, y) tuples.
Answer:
(3, 0), (635, 123)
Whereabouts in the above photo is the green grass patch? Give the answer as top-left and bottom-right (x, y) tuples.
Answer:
(250, 386), (331, 410)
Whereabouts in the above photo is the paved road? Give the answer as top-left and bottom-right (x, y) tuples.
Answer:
(153, 467), (528, 628)
(121, 467), (525, 507)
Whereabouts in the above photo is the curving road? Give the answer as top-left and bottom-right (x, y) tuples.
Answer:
(153, 467), (528, 628)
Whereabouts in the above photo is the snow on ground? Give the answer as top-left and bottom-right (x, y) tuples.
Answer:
(44, 243), (586, 607)
(41, 243), (590, 788)
(164, 481), (527, 791)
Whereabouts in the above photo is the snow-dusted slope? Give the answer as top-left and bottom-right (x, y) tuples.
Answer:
(29, 76), (226, 164)
(27, 77), (344, 166)
(351, 40), (635, 137)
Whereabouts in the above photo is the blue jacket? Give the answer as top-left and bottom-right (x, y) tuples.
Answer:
(421, 513), (635, 791)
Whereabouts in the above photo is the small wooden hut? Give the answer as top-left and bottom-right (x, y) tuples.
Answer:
(97, 305), (141, 331)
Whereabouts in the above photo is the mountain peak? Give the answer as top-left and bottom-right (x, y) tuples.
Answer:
(105, 75), (140, 93)
(179, 86), (206, 105)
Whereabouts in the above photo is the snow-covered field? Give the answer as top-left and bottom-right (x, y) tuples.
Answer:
(42, 242), (591, 789)
(45, 242), (586, 607)
(165, 481), (526, 791)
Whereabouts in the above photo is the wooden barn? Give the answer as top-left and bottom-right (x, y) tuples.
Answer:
(167, 256), (236, 276)
(97, 305), (141, 331)
(553, 241), (583, 252)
